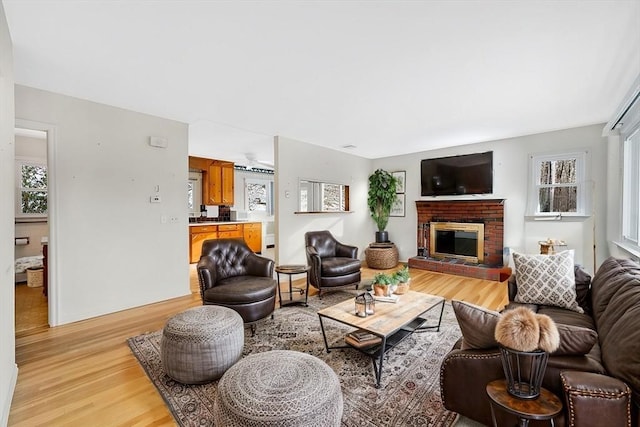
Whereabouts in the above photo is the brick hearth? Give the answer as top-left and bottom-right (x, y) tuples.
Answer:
(408, 199), (509, 281)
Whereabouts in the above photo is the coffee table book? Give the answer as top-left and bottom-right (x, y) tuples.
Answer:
(345, 329), (382, 349)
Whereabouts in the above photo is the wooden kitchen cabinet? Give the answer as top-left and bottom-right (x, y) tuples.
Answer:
(243, 222), (262, 253)
(217, 223), (243, 239)
(189, 156), (234, 206)
(189, 225), (218, 263)
(189, 222), (263, 263)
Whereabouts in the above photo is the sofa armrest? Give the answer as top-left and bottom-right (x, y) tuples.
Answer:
(440, 348), (505, 426)
(245, 253), (275, 278)
(306, 246), (322, 286)
(335, 242), (358, 258)
(561, 370), (632, 427)
(197, 256), (218, 299)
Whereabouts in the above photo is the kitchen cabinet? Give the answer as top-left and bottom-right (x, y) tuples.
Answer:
(189, 224), (218, 263)
(189, 221), (263, 263)
(189, 156), (234, 206)
(243, 222), (262, 253)
(218, 223), (243, 239)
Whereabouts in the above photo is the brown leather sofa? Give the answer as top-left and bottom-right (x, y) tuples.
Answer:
(305, 230), (362, 297)
(197, 238), (277, 333)
(441, 256), (640, 426)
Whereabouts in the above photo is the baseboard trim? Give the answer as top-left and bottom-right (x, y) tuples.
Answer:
(1, 363), (18, 426)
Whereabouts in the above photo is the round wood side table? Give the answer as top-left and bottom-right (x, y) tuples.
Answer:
(486, 379), (563, 427)
(275, 265), (310, 307)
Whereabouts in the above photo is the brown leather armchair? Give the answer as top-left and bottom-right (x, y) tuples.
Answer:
(197, 238), (277, 334)
(305, 231), (362, 297)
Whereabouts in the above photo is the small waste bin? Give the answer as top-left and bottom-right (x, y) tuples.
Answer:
(27, 267), (44, 288)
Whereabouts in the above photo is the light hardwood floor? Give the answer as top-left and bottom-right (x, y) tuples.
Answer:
(9, 264), (507, 426)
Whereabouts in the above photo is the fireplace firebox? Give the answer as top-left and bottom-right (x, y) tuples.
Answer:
(429, 222), (484, 263)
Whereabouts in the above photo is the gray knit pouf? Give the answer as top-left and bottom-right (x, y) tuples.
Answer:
(214, 350), (343, 426)
(160, 305), (244, 384)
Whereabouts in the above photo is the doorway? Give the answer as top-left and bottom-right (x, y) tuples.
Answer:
(14, 126), (50, 333)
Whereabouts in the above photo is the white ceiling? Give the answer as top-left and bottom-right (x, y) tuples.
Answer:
(4, 1), (640, 167)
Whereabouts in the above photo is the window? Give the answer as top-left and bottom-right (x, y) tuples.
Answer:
(622, 128), (640, 246)
(245, 178), (274, 216)
(528, 151), (588, 217)
(16, 158), (48, 217)
(298, 180), (350, 212)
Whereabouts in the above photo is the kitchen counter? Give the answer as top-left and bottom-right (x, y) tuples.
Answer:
(189, 220), (251, 227)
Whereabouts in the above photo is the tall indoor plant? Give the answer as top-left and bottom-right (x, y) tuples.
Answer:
(368, 168), (397, 243)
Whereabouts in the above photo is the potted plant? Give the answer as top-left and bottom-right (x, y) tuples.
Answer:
(393, 266), (410, 294)
(372, 273), (395, 297)
(368, 169), (398, 243)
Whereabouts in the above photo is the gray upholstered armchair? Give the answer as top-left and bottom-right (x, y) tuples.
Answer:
(305, 231), (362, 297)
(197, 238), (277, 334)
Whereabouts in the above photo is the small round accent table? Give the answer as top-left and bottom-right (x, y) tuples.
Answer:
(486, 379), (563, 427)
(275, 265), (310, 307)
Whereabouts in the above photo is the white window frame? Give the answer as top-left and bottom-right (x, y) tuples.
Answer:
(15, 156), (48, 219)
(621, 128), (640, 251)
(527, 150), (590, 218)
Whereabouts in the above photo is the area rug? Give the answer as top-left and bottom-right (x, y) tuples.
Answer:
(127, 291), (462, 426)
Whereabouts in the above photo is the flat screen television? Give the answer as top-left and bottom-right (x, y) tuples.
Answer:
(421, 151), (493, 196)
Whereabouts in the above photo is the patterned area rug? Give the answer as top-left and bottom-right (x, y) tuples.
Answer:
(127, 291), (461, 426)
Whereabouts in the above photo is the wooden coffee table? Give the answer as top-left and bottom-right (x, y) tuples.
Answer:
(317, 290), (445, 387)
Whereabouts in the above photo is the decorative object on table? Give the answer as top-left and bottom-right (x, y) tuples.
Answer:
(371, 272), (395, 297)
(344, 329), (382, 348)
(538, 238), (568, 255)
(354, 292), (375, 317)
(365, 242), (399, 269)
(494, 306), (560, 399)
(393, 265), (410, 294)
(367, 168), (398, 243)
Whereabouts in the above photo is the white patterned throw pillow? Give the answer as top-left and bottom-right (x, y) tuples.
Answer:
(513, 251), (583, 313)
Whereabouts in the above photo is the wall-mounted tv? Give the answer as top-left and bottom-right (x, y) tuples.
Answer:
(421, 151), (493, 196)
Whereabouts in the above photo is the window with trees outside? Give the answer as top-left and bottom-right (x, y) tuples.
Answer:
(622, 128), (640, 250)
(528, 151), (588, 217)
(16, 158), (48, 217)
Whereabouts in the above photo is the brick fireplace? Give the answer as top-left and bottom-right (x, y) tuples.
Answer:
(408, 199), (510, 281)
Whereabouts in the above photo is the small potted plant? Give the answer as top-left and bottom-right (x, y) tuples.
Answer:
(393, 265), (410, 294)
(372, 273), (395, 297)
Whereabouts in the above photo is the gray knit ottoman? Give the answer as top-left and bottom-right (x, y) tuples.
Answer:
(160, 305), (244, 384)
(214, 350), (343, 426)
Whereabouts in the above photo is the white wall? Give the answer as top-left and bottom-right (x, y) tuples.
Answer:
(15, 85), (190, 325)
(275, 136), (373, 265)
(0, 3), (17, 424)
(373, 124), (607, 274)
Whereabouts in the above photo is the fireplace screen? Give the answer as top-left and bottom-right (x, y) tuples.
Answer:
(430, 222), (484, 263)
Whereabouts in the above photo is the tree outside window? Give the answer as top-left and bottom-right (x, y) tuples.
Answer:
(529, 151), (588, 216)
(17, 160), (47, 216)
